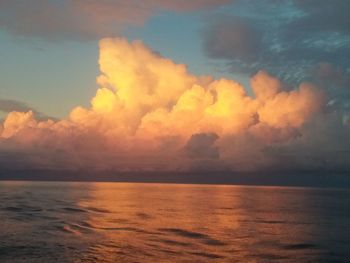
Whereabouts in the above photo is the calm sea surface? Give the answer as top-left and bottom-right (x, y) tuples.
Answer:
(0, 181), (349, 262)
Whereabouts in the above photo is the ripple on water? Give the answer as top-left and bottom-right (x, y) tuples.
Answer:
(85, 207), (111, 214)
(282, 243), (318, 250)
(156, 238), (192, 248)
(157, 228), (227, 246)
(0, 183), (349, 262)
(61, 225), (82, 235)
(3, 207), (23, 212)
(135, 212), (153, 220)
(62, 207), (88, 213)
(189, 251), (224, 259)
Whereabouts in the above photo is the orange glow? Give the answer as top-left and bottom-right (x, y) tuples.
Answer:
(0, 38), (325, 171)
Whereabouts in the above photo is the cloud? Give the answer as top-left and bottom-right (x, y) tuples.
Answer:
(265, 112), (350, 172)
(1, 38), (342, 173)
(307, 63), (350, 115)
(202, 15), (261, 62)
(0, 0), (230, 41)
(0, 99), (54, 121)
(292, 0), (350, 35)
(184, 133), (219, 159)
(201, 0), (350, 83)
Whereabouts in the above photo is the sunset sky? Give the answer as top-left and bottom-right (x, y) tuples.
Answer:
(0, 1), (349, 174)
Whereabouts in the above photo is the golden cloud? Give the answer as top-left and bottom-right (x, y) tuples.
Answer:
(0, 38), (327, 171)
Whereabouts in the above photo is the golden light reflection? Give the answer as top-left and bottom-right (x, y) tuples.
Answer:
(66, 183), (322, 262)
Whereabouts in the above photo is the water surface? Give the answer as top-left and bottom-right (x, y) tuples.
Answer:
(0, 181), (349, 262)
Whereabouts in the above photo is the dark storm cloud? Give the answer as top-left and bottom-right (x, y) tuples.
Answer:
(203, 16), (261, 62)
(0, 0), (231, 41)
(293, 0), (350, 34)
(202, 0), (350, 83)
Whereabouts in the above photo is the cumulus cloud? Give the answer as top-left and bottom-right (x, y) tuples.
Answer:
(1, 38), (343, 173)
(0, 0), (230, 41)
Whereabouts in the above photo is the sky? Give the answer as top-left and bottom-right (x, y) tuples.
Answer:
(0, 0), (349, 176)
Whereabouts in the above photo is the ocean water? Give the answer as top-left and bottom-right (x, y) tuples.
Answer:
(0, 182), (349, 262)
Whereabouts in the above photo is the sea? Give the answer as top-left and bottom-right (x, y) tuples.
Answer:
(0, 181), (349, 262)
